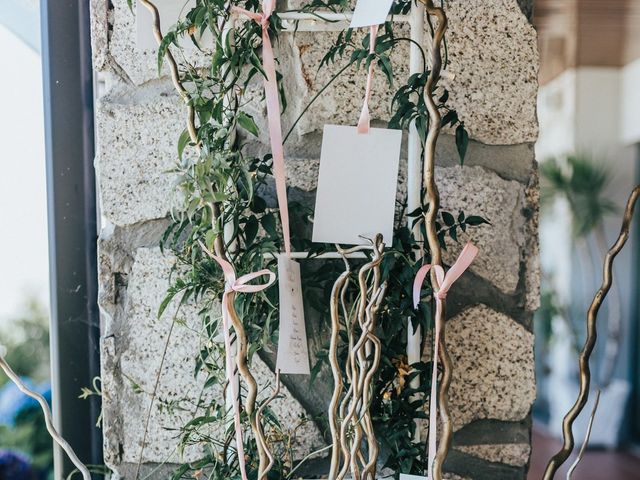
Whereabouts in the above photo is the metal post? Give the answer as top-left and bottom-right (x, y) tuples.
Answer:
(41, 0), (102, 476)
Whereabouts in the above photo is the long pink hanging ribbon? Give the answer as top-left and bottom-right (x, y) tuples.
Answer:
(200, 244), (276, 480)
(357, 25), (379, 134)
(412, 242), (478, 478)
(232, 0), (291, 254)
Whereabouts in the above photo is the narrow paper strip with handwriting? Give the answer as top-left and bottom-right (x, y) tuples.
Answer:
(276, 256), (310, 375)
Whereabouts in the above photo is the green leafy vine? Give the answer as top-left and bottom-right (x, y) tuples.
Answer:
(139, 0), (489, 478)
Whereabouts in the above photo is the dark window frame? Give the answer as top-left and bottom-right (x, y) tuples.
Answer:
(41, 0), (102, 475)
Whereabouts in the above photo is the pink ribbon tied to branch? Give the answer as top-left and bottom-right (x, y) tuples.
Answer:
(232, 0), (291, 255)
(201, 243), (276, 480)
(412, 242), (478, 478)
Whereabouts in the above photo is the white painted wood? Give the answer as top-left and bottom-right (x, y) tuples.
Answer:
(270, 251), (367, 259)
(278, 11), (411, 32)
(407, 0), (426, 442)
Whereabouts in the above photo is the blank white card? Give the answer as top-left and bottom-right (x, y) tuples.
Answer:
(312, 125), (402, 246)
(350, 0), (396, 28)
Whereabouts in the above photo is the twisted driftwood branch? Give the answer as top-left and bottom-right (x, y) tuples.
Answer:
(255, 370), (282, 474)
(415, 1), (451, 478)
(0, 357), (91, 480)
(139, 2), (273, 477)
(566, 389), (601, 480)
(329, 235), (386, 480)
(542, 185), (640, 479)
(328, 265), (350, 478)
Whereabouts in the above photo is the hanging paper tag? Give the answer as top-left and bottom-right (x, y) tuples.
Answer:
(350, 0), (395, 28)
(399, 474), (428, 480)
(276, 256), (310, 374)
(312, 125), (402, 245)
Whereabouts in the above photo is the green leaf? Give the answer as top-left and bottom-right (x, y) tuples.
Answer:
(205, 229), (217, 250)
(237, 111), (260, 137)
(158, 291), (177, 320)
(177, 129), (191, 160)
(458, 210), (467, 232)
(415, 115), (427, 145)
(455, 123), (469, 165)
(441, 211), (455, 227)
(440, 109), (458, 128)
(251, 196), (267, 214)
(261, 213), (277, 239)
(449, 226), (458, 242)
(378, 55), (394, 87)
(466, 215), (490, 226)
(407, 207), (423, 218)
(157, 31), (176, 75)
(240, 165), (254, 203)
(437, 231), (447, 250)
(244, 216), (259, 245)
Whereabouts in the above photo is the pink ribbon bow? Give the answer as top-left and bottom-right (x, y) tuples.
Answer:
(412, 242), (478, 478)
(201, 245), (276, 480)
(357, 25), (379, 134)
(232, 0), (291, 254)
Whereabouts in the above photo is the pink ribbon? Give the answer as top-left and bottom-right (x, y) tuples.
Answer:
(232, 0), (291, 254)
(201, 244), (276, 480)
(357, 25), (379, 134)
(412, 242), (478, 478)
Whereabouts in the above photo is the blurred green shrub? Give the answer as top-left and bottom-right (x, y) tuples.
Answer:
(0, 297), (53, 479)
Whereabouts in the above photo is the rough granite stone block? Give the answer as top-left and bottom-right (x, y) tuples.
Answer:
(437, 165), (527, 295)
(446, 304), (536, 431)
(441, 0), (538, 145)
(454, 443), (531, 468)
(100, 245), (325, 471)
(96, 81), (183, 226)
(524, 170), (541, 311)
(107, 0), (208, 85)
(101, 247), (212, 465)
(282, 1), (538, 145)
(95, 1), (537, 145)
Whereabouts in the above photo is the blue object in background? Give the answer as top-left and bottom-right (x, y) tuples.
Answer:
(0, 450), (37, 480)
(0, 381), (51, 427)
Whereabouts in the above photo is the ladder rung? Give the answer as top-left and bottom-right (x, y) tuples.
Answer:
(270, 251), (368, 260)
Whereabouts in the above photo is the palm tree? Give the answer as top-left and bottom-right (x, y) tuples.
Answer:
(540, 154), (620, 387)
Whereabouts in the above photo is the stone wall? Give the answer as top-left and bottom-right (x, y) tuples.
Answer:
(91, 1), (539, 478)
